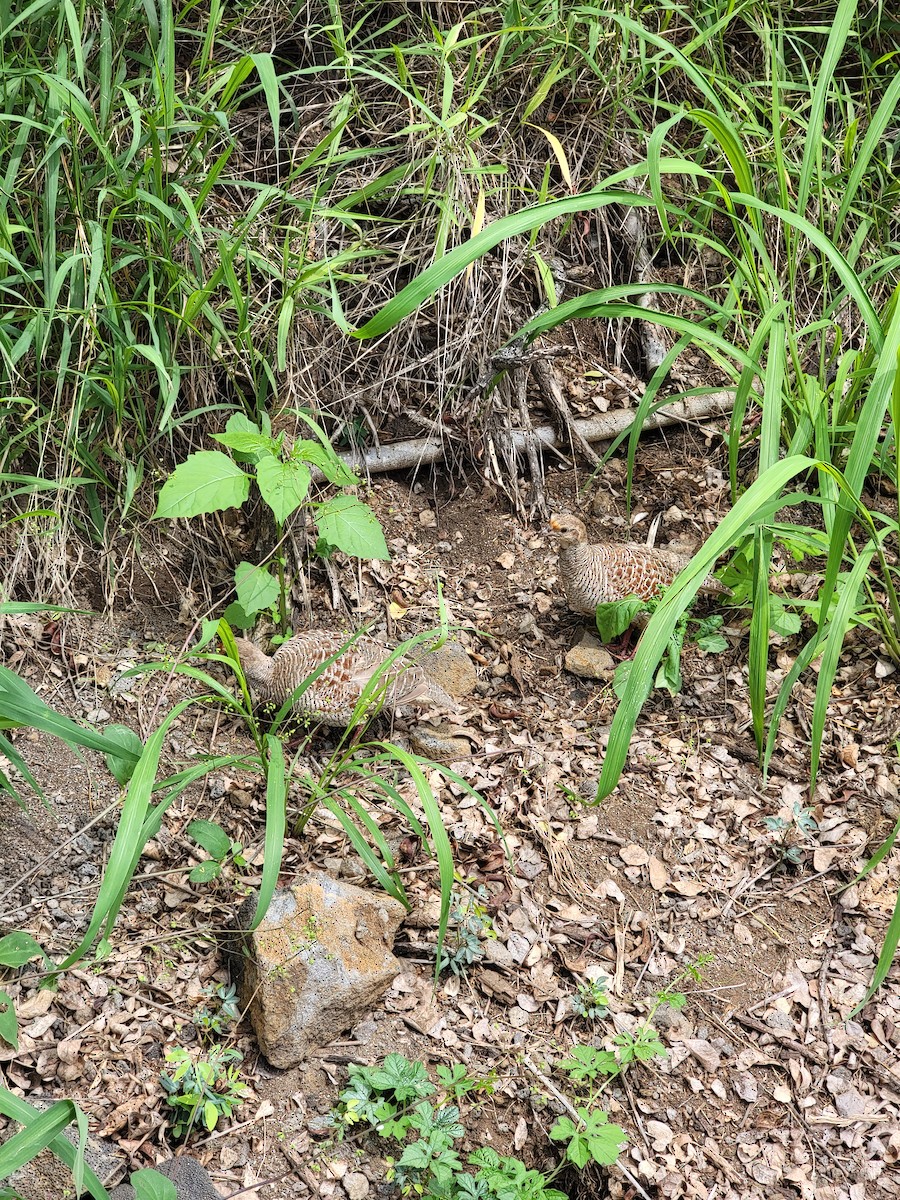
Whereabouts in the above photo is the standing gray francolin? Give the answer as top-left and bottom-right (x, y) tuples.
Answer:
(549, 513), (730, 616)
(232, 632), (459, 727)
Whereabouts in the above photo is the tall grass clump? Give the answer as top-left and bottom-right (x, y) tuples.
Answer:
(351, 0), (900, 796)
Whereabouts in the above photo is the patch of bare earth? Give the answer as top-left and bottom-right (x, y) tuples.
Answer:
(1, 434), (899, 1199)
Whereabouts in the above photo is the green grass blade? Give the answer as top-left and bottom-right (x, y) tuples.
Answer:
(796, 0), (856, 219)
(809, 543), (876, 790)
(57, 698), (196, 970)
(248, 735), (286, 929)
(353, 189), (652, 338)
(597, 456), (818, 801)
(0, 1092), (108, 1199)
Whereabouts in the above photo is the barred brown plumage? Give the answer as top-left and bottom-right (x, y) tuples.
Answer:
(233, 632), (458, 727)
(549, 513), (730, 616)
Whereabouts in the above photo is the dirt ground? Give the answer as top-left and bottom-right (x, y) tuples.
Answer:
(1, 424), (899, 1200)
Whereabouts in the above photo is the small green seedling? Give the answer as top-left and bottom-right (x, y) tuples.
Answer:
(570, 975), (610, 1021)
(438, 887), (495, 976)
(194, 983), (241, 1041)
(160, 1046), (249, 1139)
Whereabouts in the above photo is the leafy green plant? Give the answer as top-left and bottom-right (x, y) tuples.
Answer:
(153, 411), (388, 634)
(194, 983), (241, 1042)
(438, 887), (495, 976)
(186, 819), (248, 884)
(596, 596), (730, 698)
(764, 804), (819, 866)
(551, 955), (714, 1169)
(570, 976), (610, 1021)
(159, 1046), (249, 1140)
(329, 1055), (565, 1199)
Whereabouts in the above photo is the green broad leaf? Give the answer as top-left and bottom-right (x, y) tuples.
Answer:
(549, 1115), (577, 1143)
(187, 819), (231, 860)
(221, 414), (265, 463)
(582, 1111), (628, 1165)
(595, 598), (645, 641)
(131, 1168), (178, 1200)
(255, 455), (311, 525)
(296, 441), (359, 486)
(225, 413), (260, 436)
(103, 724), (144, 787)
(153, 451), (250, 519)
(203, 1100), (219, 1131)
(0, 991), (18, 1050)
(316, 496), (390, 560)
(0, 932), (50, 969)
(772, 607), (802, 636)
(189, 861), (221, 883)
(211, 431), (278, 456)
(656, 649), (683, 695)
(223, 601), (254, 629)
(696, 633), (729, 653)
(234, 562), (280, 617)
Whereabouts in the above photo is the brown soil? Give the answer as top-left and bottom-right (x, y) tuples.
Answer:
(1, 425), (899, 1200)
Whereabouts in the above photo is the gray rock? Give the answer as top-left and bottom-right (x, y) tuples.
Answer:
(234, 871), (406, 1067)
(408, 722), (473, 762)
(109, 1157), (220, 1199)
(414, 639), (478, 698)
(564, 633), (615, 681)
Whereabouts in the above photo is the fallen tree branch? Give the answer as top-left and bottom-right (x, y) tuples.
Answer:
(319, 388), (736, 480)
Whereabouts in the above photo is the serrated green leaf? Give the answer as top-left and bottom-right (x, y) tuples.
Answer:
(187, 819), (231, 859)
(696, 633), (729, 653)
(297, 441), (359, 486)
(316, 496), (390, 560)
(0, 991), (18, 1050)
(225, 413), (260, 436)
(211, 432), (277, 455)
(234, 562), (280, 617)
(153, 452), (250, 519)
(255, 456), (310, 524)
(772, 608), (802, 635)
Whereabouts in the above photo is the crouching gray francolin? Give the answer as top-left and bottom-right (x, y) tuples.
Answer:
(233, 632), (459, 728)
(549, 513), (731, 616)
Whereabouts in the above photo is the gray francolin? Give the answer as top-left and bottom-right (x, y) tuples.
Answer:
(549, 513), (730, 616)
(233, 632), (458, 728)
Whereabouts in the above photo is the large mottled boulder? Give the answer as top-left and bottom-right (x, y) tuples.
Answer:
(234, 871), (406, 1067)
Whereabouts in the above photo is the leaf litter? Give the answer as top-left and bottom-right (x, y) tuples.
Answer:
(0, 433), (899, 1198)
